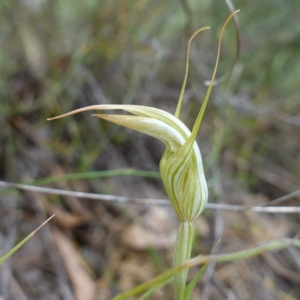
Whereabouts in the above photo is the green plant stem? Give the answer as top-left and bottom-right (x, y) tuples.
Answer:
(174, 222), (193, 300)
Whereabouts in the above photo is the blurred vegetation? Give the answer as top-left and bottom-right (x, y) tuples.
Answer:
(1, 0), (300, 299)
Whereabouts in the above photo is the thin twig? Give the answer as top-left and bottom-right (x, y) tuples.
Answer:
(260, 189), (300, 206)
(1, 180), (300, 213)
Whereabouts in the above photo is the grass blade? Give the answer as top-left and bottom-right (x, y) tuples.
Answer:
(112, 239), (300, 299)
(29, 169), (161, 185)
(138, 278), (172, 300)
(0, 215), (55, 264)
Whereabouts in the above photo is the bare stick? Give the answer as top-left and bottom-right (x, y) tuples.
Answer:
(1, 180), (300, 213)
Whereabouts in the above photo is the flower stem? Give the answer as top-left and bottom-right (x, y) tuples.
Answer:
(174, 221), (193, 300)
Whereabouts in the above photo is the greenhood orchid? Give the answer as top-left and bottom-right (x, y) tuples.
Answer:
(48, 12), (238, 224)
(48, 12), (239, 299)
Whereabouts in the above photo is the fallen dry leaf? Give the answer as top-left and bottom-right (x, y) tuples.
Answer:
(53, 229), (95, 300)
(122, 205), (177, 250)
(52, 206), (88, 229)
(122, 223), (177, 250)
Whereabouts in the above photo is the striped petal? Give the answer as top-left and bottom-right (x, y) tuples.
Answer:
(93, 113), (185, 152)
(48, 104), (189, 152)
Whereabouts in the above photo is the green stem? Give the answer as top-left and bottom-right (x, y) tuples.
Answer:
(174, 222), (193, 300)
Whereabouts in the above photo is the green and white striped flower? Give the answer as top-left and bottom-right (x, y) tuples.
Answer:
(48, 15), (232, 223)
(49, 102), (208, 222)
(49, 12), (239, 299)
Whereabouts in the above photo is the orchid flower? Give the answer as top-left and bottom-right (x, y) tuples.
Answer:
(48, 14), (231, 221)
(48, 11), (238, 300)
